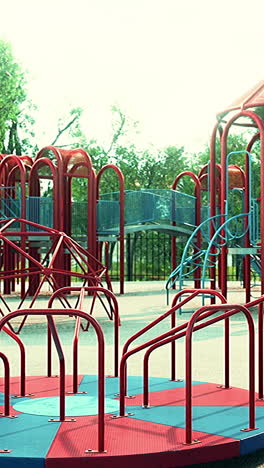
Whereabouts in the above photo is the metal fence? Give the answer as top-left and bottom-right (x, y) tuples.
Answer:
(104, 231), (258, 283)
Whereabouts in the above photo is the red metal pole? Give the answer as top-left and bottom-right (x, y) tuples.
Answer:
(172, 172), (202, 289)
(2, 325), (26, 396)
(97, 165), (125, 294)
(47, 316), (66, 421)
(221, 111), (264, 298)
(72, 288), (85, 393)
(128, 302), (256, 425)
(185, 304), (256, 444)
(73, 317), (81, 393)
(0, 352), (10, 416)
(48, 286), (119, 377)
(259, 302), (263, 399)
(171, 311), (176, 381)
(224, 318), (230, 388)
(171, 289), (226, 381)
(47, 324), (52, 377)
(209, 124), (221, 294)
(120, 296), (227, 414)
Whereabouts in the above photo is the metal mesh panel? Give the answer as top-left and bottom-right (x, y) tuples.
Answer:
(71, 201), (87, 236)
(171, 190), (196, 225)
(19, 189), (199, 236)
(0, 198), (21, 219)
(97, 189), (197, 232)
(97, 200), (119, 231)
(27, 197), (53, 231)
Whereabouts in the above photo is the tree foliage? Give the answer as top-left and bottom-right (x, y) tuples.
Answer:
(0, 40), (36, 154)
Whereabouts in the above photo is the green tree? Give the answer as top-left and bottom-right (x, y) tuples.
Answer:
(0, 40), (36, 154)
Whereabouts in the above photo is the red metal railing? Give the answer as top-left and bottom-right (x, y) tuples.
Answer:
(185, 304), (256, 444)
(123, 292), (264, 407)
(0, 309), (106, 453)
(47, 286), (120, 391)
(170, 290), (227, 381)
(119, 300), (258, 444)
(119, 299), (228, 415)
(0, 352), (10, 417)
(2, 325), (26, 396)
(121, 289), (226, 394)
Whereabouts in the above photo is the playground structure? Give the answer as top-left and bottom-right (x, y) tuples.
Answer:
(0, 96), (264, 301)
(2, 82), (264, 466)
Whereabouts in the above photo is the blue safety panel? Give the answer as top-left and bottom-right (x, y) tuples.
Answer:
(0, 413), (60, 458)
(240, 431), (264, 456)
(77, 375), (205, 398)
(0, 457), (44, 468)
(128, 405), (264, 441)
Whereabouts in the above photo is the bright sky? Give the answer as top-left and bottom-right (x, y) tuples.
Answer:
(1, 0), (264, 153)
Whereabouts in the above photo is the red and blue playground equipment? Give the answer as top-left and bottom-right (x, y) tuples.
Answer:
(1, 288), (264, 466)
(1, 82), (264, 466)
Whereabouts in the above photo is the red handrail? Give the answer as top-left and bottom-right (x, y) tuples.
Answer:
(142, 293), (264, 406)
(47, 286), (120, 383)
(121, 289), (226, 394)
(2, 325), (26, 396)
(185, 304), (255, 444)
(0, 308), (105, 453)
(170, 289), (227, 381)
(142, 304), (255, 442)
(0, 352), (10, 416)
(120, 303), (256, 445)
(119, 303), (229, 416)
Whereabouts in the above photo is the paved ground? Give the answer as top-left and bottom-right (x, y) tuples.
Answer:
(0, 281), (264, 467)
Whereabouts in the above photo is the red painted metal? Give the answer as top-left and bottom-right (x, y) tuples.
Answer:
(29, 157), (59, 229)
(185, 304), (256, 444)
(259, 302), (263, 399)
(0, 218), (110, 333)
(245, 133), (260, 302)
(48, 286), (120, 382)
(171, 289), (227, 382)
(121, 289), (226, 393)
(217, 81), (264, 118)
(0, 308), (106, 453)
(46, 315), (67, 421)
(209, 124), (223, 293)
(0, 352), (10, 416)
(64, 148), (95, 260)
(73, 316), (81, 394)
(172, 172), (202, 289)
(142, 293), (264, 408)
(121, 291), (200, 395)
(135, 303), (255, 441)
(219, 110), (264, 298)
(2, 325), (26, 396)
(141, 309), (232, 407)
(97, 165), (125, 294)
(0, 155), (28, 296)
(120, 295), (229, 415)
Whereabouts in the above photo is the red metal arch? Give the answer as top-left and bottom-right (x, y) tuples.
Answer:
(219, 110), (264, 299)
(29, 157), (59, 229)
(0, 156), (27, 219)
(97, 164), (125, 294)
(171, 171), (202, 289)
